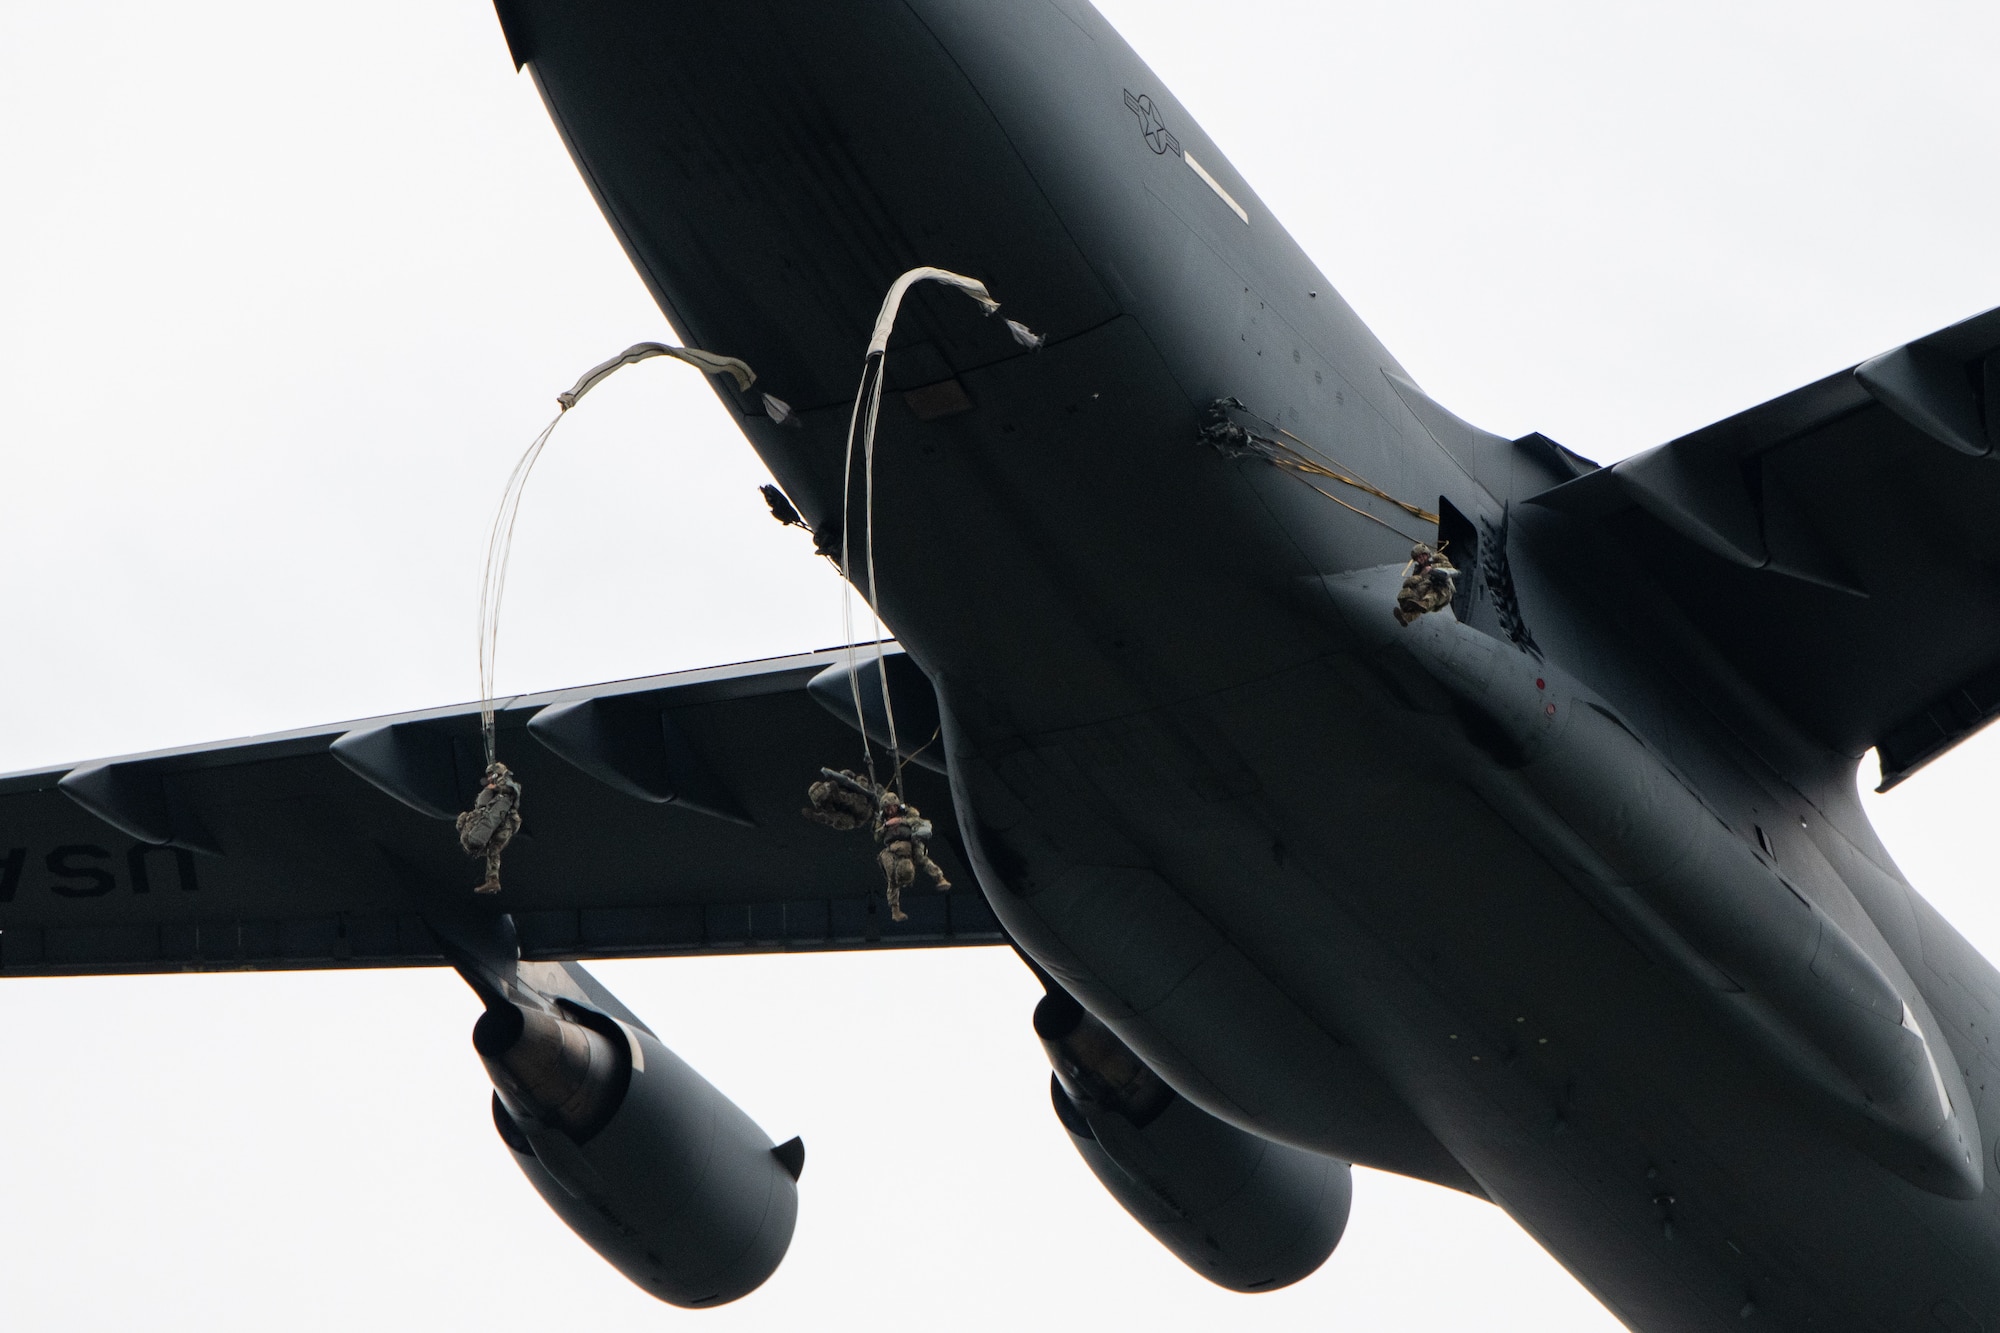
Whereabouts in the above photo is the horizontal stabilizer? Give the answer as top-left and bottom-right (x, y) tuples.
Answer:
(1529, 305), (2000, 787)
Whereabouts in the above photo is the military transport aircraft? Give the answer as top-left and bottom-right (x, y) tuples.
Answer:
(6, 2), (2000, 1328)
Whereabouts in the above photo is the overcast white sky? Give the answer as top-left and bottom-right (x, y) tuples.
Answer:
(1, 1), (1996, 1328)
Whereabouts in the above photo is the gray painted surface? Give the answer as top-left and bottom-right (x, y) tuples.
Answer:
(3, 2), (1998, 1327)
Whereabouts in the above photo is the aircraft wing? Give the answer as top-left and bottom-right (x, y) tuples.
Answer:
(0, 649), (999, 977)
(1530, 305), (2000, 788)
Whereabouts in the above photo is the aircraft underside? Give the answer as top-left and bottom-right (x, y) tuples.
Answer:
(506, 1), (2000, 1326)
(5, 2), (1999, 1329)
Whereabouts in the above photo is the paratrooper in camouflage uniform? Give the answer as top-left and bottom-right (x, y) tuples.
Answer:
(802, 768), (951, 922)
(458, 761), (523, 895)
(873, 791), (950, 922)
(802, 769), (877, 831)
(1394, 542), (1458, 626)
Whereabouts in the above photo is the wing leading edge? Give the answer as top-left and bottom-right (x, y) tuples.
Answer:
(0, 649), (999, 978)
(1529, 305), (2000, 788)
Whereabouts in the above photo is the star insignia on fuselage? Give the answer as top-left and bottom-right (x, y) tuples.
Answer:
(1122, 89), (1182, 157)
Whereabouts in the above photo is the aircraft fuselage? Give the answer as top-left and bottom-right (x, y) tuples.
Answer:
(514, 2), (2000, 1326)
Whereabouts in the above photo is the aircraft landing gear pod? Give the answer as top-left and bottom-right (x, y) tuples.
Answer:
(1035, 987), (1352, 1292)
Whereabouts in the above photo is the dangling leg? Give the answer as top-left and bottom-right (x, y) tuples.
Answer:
(913, 844), (951, 891)
(878, 843), (916, 922)
(475, 845), (504, 895)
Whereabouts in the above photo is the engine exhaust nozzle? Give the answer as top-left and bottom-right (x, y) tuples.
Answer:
(473, 999), (626, 1141)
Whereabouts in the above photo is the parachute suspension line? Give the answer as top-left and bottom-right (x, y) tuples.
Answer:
(837, 361), (880, 794)
(1198, 397), (1438, 545)
(478, 411), (563, 766)
(860, 350), (902, 795)
(1271, 427), (1438, 523)
(836, 266), (1042, 801)
(1286, 472), (1429, 545)
(474, 341), (758, 769)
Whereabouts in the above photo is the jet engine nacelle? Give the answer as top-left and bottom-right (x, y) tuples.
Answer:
(474, 994), (801, 1307)
(1035, 990), (1351, 1292)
